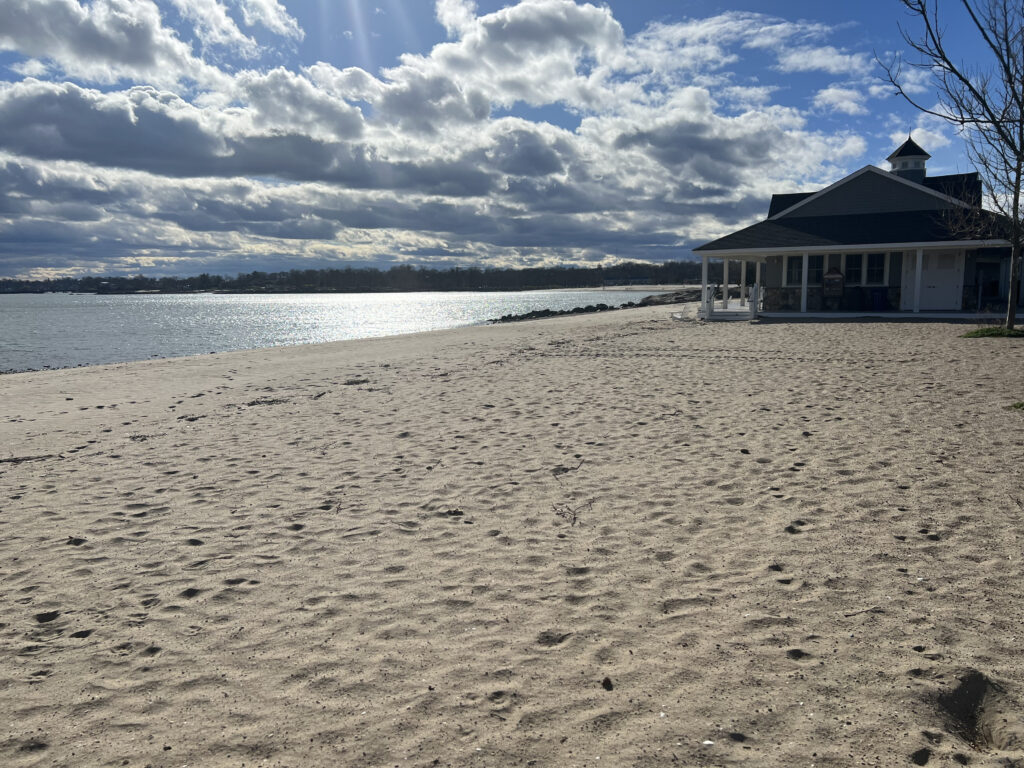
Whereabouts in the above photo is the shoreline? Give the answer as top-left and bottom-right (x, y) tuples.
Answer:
(3, 307), (1024, 766)
(1, 288), (685, 375)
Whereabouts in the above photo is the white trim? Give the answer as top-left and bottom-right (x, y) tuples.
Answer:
(721, 258), (729, 309)
(914, 248), (923, 313)
(701, 255), (708, 317)
(800, 252), (808, 313)
(695, 238), (1008, 259)
(692, 253), (768, 263)
(767, 165), (974, 221)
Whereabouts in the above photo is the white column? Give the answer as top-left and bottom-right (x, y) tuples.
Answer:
(800, 252), (809, 313)
(701, 255), (709, 317)
(914, 248), (923, 313)
(756, 260), (762, 312)
(740, 260), (747, 306)
(722, 258), (730, 309)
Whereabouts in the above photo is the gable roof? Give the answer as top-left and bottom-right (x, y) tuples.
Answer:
(769, 171), (983, 218)
(768, 166), (971, 220)
(693, 209), (1008, 254)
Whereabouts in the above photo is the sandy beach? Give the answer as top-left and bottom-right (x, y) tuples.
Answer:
(2, 305), (1024, 767)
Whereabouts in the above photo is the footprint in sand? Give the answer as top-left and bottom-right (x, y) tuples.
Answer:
(536, 630), (572, 647)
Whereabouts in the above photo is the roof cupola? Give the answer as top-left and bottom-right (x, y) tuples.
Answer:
(887, 137), (930, 183)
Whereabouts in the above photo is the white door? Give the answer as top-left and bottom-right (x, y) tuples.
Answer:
(901, 250), (965, 310)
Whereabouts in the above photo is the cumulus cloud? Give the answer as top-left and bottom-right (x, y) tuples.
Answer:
(889, 113), (952, 158)
(436, 0), (477, 38)
(0, 1), (909, 278)
(167, 0), (259, 57)
(237, 0), (303, 40)
(0, 0), (220, 85)
(813, 85), (868, 115)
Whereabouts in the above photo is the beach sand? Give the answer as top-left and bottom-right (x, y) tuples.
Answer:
(2, 306), (1023, 767)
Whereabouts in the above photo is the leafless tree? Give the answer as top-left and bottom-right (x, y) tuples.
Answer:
(882, 0), (1023, 327)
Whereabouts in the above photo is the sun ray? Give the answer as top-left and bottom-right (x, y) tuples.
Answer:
(345, 0), (373, 70)
(382, 0), (423, 56)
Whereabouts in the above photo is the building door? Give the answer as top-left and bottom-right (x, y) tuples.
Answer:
(900, 250), (964, 310)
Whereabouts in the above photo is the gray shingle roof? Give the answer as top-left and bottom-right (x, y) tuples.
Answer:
(694, 210), (1003, 252)
(767, 192), (814, 217)
(887, 137), (931, 160)
(923, 172), (982, 206)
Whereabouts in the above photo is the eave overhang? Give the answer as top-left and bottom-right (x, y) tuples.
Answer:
(694, 238), (1010, 259)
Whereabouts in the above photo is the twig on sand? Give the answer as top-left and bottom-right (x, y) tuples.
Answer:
(0, 454), (56, 465)
(553, 500), (592, 526)
(843, 606), (885, 618)
(551, 459), (585, 482)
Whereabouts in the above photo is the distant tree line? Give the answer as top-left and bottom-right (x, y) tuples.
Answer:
(0, 261), (713, 294)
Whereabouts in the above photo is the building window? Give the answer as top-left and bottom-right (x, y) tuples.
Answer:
(786, 255), (803, 286)
(808, 255), (824, 285)
(867, 253), (886, 284)
(845, 254), (862, 285)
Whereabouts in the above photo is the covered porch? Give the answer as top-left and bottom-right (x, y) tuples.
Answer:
(696, 254), (765, 321)
(697, 241), (1009, 320)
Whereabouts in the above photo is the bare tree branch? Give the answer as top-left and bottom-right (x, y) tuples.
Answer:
(881, 0), (1024, 327)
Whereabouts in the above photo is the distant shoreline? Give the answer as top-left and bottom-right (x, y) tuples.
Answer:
(0, 284), (697, 296)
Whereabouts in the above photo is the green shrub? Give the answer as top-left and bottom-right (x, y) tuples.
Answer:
(961, 326), (1024, 337)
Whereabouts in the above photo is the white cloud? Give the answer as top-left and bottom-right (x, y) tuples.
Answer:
(167, 0), (258, 57)
(236, 0), (303, 40)
(0, 2), (900, 277)
(777, 45), (871, 76)
(436, 0), (477, 38)
(889, 112), (952, 155)
(0, 0), (222, 86)
(231, 67), (365, 141)
(813, 85), (868, 115)
(10, 59), (52, 77)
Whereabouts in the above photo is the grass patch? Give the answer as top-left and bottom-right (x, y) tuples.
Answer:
(1010, 402), (1024, 411)
(961, 326), (1024, 338)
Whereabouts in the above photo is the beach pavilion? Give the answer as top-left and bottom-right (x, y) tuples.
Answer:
(693, 138), (1017, 320)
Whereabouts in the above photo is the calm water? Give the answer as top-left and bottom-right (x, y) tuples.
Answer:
(0, 290), (657, 372)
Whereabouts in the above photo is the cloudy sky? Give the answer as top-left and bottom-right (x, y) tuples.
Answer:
(0, 0), (986, 278)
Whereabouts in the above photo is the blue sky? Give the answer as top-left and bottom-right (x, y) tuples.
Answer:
(0, 0), (990, 278)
